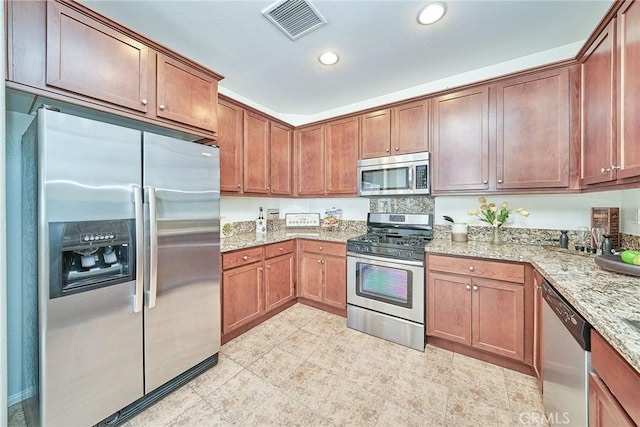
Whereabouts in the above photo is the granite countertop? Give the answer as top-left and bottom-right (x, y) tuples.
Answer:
(221, 229), (363, 252)
(220, 232), (640, 374)
(424, 239), (640, 374)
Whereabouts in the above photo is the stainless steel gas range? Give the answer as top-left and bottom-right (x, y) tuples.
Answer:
(346, 213), (433, 351)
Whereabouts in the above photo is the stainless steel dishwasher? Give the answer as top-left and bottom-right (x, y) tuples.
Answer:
(542, 279), (592, 426)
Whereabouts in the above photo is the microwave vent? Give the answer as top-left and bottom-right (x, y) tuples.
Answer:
(262, 0), (327, 40)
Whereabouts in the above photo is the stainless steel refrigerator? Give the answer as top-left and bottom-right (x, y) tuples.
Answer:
(21, 108), (221, 426)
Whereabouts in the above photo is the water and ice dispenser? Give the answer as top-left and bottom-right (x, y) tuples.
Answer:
(49, 219), (135, 298)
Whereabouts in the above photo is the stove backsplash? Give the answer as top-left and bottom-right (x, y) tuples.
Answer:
(369, 196), (435, 214)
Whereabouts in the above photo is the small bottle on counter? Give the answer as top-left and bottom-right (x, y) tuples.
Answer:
(559, 230), (569, 249)
(601, 234), (613, 255)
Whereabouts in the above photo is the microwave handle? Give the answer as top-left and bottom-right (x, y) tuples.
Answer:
(408, 167), (414, 190)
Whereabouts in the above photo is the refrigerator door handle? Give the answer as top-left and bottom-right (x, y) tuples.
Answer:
(133, 185), (144, 313)
(147, 186), (158, 309)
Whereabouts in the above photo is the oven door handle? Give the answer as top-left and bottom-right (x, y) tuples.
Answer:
(347, 252), (424, 267)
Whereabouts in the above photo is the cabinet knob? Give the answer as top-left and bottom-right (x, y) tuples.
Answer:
(236, 184), (241, 188)
(600, 167), (611, 173)
(472, 285), (479, 291)
(468, 266), (474, 271)
(386, 148), (390, 152)
(321, 260), (325, 264)
(611, 165), (621, 170)
(465, 284), (471, 290)
(242, 255), (248, 261)
(482, 180), (488, 184)
(395, 147), (399, 151)
(266, 265), (271, 269)
(267, 186), (270, 190)
(279, 247), (284, 251)
(258, 267), (263, 271)
(497, 179), (503, 184)
(317, 259), (322, 263)
(141, 99), (148, 105)
(319, 246), (323, 250)
(159, 104), (166, 111)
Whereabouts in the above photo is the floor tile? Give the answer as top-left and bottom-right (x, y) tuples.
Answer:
(167, 399), (223, 427)
(278, 328), (324, 359)
(129, 385), (203, 427)
(189, 355), (244, 397)
(203, 369), (276, 425)
(247, 345), (305, 386)
(279, 361), (342, 410)
(316, 380), (386, 426)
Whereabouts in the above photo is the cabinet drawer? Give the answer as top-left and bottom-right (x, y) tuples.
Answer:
(591, 330), (640, 424)
(428, 255), (524, 283)
(299, 240), (346, 257)
(265, 240), (294, 258)
(222, 247), (263, 269)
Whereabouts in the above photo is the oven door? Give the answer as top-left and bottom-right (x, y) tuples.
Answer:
(347, 253), (424, 324)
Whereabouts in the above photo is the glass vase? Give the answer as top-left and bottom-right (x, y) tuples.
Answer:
(490, 226), (504, 245)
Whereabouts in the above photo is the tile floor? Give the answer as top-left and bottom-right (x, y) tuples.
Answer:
(8, 304), (547, 426)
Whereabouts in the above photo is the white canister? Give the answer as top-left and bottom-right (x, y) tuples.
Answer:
(451, 223), (468, 242)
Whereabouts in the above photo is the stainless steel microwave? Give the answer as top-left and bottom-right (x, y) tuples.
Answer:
(357, 152), (430, 196)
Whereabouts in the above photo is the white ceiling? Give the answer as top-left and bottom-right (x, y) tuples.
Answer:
(79, 0), (612, 124)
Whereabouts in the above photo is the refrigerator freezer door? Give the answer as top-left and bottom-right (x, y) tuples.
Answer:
(36, 109), (144, 425)
(142, 133), (221, 392)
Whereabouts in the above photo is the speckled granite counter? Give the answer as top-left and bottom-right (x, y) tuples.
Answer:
(424, 239), (640, 374)
(221, 229), (363, 252)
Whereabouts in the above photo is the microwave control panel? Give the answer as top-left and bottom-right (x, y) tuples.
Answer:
(415, 165), (428, 189)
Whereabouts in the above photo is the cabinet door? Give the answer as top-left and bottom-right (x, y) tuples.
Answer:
(222, 262), (263, 334)
(270, 122), (293, 195)
(325, 117), (359, 195)
(46, 1), (149, 112)
(589, 373), (635, 427)
(581, 21), (616, 185)
(617, 0), (640, 180)
(156, 53), (218, 132)
(472, 278), (525, 361)
(360, 109), (391, 159)
(298, 252), (323, 302)
(392, 100), (429, 155)
(243, 112), (270, 193)
(295, 125), (325, 195)
(432, 87), (490, 191)
(426, 272), (472, 345)
(264, 253), (295, 312)
(218, 100), (244, 193)
(322, 255), (346, 309)
(496, 68), (570, 189)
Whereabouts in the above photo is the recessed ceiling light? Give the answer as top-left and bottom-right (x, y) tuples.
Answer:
(319, 51), (339, 65)
(417, 2), (446, 25)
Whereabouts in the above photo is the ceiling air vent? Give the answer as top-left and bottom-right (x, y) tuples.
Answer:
(262, 0), (327, 41)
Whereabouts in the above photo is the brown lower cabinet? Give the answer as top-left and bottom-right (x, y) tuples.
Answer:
(589, 329), (640, 426)
(297, 239), (347, 316)
(426, 254), (534, 372)
(221, 241), (296, 342)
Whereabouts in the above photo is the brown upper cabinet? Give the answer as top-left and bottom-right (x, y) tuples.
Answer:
(360, 100), (428, 159)
(294, 118), (359, 196)
(218, 99), (244, 193)
(581, 0), (640, 187)
(243, 112), (271, 194)
(295, 125), (325, 195)
(432, 86), (490, 192)
(7, 0), (222, 138)
(269, 122), (294, 195)
(243, 111), (293, 195)
(496, 67), (574, 190)
(432, 67), (576, 194)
